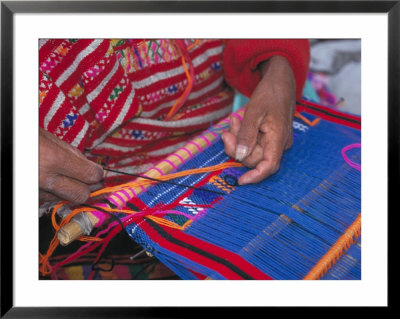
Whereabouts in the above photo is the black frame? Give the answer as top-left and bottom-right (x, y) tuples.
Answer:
(1, 1), (395, 317)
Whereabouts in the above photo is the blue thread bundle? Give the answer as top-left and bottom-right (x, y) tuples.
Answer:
(125, 113), (361, 280)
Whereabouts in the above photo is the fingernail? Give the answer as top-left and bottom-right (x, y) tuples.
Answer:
(235, 145), (248, 162)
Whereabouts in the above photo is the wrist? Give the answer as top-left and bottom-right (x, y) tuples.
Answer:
(258, 55), (293, 80)
(252, 55), (296, 116)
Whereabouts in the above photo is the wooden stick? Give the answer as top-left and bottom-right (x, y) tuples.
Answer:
(56, 112), (237, 246)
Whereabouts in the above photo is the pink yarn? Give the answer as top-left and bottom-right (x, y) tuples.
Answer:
(213, 124), (227, 132)
(91, 203), (109, 226)
(207, 130), (219, 138)
(187, 141), (203, 152)
(170, 153), (185, 164)
(231, 112), (243, 121)
(150, 166), (165, 175)
(107, 197), (122, 209)
(199, 135), (212, 147)
(163, 159), (178, 170)
(178, 147), (194, 158)
(341, 143), (361, 171)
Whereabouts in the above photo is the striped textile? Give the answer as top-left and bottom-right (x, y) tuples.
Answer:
(39, 39), (310, 185)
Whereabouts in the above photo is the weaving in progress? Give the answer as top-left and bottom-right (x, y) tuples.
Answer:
(39, 99), (361, 280)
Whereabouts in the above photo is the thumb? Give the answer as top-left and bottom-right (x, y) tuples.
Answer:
(235, 107), (264, 162)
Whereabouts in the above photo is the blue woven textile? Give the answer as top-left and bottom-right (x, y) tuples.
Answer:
(125, 111), (361, 280)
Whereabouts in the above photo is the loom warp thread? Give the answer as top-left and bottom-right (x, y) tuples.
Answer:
(41, 104), (361, 280)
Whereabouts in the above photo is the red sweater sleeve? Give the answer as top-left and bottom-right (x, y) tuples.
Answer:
(223, 39), (310, 100)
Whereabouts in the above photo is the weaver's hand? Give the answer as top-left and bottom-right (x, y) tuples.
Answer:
(39, 128), (104, 204)
(222, 55), (296, 185)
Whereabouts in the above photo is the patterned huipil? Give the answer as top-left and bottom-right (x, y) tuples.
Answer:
(39, 39), (310, 186)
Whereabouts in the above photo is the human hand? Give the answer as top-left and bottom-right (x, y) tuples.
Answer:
(222, 55), (296, 185)
(39, 128), (104, 204)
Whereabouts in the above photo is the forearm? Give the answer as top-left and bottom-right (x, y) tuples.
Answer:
(257, 55), (296, 107)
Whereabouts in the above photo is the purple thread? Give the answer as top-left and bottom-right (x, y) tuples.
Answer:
(150, 166), (165, 176)
(163, 159), (178, 170)
(107, 196), (122, 209)
(113, 193), (125, 203)
(342, 143), (361, 171)
(112, 193), (126, 203)
(199, 135), (211, 147)
(119, 189), (133, 201)
(187, 141), (203, 152)
(170, 153), (185, 164)
(178, 147), (194, 158)
(193, 208), (207, 220)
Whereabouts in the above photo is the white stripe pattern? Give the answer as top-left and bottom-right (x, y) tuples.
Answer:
(95, 140), (187, 154)
(39, 39), (49, 49)
(140, 76), (224, 118)
(90, 83), (136, 149)
(78, 102), (91, 116)
(131, 46), (223, 90)
(70, 120), (89, 148)
(86, 58), (119, 102)
(43, 91), (65, 129)
(145, 141), (188, 157)
(131, 103), (232, 129)
(55, 40), (103, 87)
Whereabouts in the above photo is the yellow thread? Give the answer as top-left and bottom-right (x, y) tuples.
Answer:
(69, 84), (84, 97)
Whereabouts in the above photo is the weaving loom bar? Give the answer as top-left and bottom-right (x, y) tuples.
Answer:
(57, 109), (244, 246)
(47, 102), (361, 280)
(123, 105), (361, 280)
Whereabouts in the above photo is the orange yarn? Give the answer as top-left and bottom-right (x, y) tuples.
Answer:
(90, 162), (243, 198)
(303, 213), (361, 280)
(145, 215), (187, 231)
(186, 39), (200, 51)
(40, 205), (106, 276)
(295, 111), (321, 126)
(165, 55), (193, 120)
(40, 161), (243, 276)
(165, 39), (198, 121)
